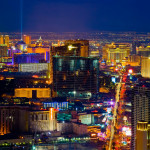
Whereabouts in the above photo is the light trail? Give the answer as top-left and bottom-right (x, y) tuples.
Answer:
(108, 76), (122, 150)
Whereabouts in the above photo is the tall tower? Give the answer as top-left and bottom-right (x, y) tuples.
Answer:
(52, 56), (99, 98)
(136, 121), (150, 150)
(23, 35), (31, 45)
(132, 41), (141, 55)
(0, 35), (4, 44)
(141, 57), (150, 78)
(64, 39), (89, 57)
(36, 36), (43, 46)
(131, 84), (150, 150)
(4, 35), (9, 47)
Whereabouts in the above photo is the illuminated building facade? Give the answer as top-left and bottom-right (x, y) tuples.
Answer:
(87, 126), (101, 135)
(128, 55), (141, 66)
(78, 113), (94, 125)
(52, 40), (89, 57)
(103, 43), (130, 65)
(4, 35), (9, 47)
(0, 44), (10, 64)
(29, 108), (56, 132)
(0, 44), (7, 59)
(19, 63), (49, 73)
(0, 106), (29, 135)
(89, 50), (100, 57)
(53, 56), (99, 97)
(13, 53), (45, 64)
(131, 85), (150, 150)
(8, 47), (21, 58)
(15, 88), (51, 98)
(23, 35), (31, 45)
(137, 46), (150, 57)
(36, 36), (43, 47)
(136, 121), (150, 150)
(27, 47), (50, 61)
(43, 102), (68, 110)
(0, 35), (4, 44)
(65, 40), (89, 57)
(15, 40), (27, 52)
(141, 57), (150, 78)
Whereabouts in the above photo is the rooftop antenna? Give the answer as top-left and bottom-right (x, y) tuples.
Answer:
(20, 0), (23, 40)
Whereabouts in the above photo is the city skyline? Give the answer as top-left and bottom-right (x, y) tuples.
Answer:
(1, 1), (150, 150)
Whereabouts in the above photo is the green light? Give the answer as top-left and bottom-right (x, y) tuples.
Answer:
(32, 146), (36, 150)
(101, 124), (105, 128)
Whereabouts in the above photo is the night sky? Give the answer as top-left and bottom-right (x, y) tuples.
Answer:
(1, 0), (150, 32)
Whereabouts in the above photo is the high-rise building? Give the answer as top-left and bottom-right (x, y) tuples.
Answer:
(136, 121), (150, 150)
(148, 124), (150, 150)
(131, 84), (150, 150)
(0, 44), (7, 57)
(0, 44), (8, 63)
(52, 39), (89, 57)
(52, 56), (99, 98)
(0, 35), (4, 44)
(102, 43), (130, 65)
(51, 40), (97, 98)
(141, 57), (150, 78)
(132, 41), (141, 55)
(137, 46), (150, 57)
(65, 40), (89, 57)
(4, 35), (9, 47)
(23, 35), (31, 45)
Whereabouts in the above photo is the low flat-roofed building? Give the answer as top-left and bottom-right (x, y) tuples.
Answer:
(15, 88), (51, 98)
(57, 121), (73, 134)
(72, 122), (88, 135)
(29, 108), (56, 133)
(0, 106), (29, 135)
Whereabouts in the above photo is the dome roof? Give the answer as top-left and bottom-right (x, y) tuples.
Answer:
(16, 40), (26, 46)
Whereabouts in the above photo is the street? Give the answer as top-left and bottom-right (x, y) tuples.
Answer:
(108, 76), (122, 150)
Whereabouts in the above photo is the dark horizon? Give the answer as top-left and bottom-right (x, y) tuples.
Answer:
(1, 0), (150, 33)
(1, 30), (150, 33)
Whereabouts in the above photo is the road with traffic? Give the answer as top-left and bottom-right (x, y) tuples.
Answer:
(108, 76), (122, 150)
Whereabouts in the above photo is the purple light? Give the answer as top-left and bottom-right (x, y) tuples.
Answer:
(110, 101), (114, 105)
